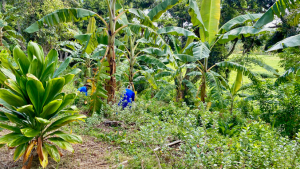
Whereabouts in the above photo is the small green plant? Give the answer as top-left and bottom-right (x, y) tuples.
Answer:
(0, 42), (86, 168)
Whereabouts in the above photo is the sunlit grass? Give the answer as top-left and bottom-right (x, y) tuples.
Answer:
(228, 54), (284, 85)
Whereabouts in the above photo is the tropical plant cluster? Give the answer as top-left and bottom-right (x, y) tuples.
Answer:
(0, 0), (300, 168)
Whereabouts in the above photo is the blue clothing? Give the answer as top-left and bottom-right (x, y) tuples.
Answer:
(118, 89), (135, 109)
(78, 86), (88, 96)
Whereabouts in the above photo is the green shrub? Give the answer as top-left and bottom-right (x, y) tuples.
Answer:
(0, 42), (86, 168)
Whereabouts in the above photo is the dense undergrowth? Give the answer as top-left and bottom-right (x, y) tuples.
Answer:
(68, 93), (300, 168)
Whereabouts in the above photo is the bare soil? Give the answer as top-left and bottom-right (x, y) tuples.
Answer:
(0, 130), (118, 169)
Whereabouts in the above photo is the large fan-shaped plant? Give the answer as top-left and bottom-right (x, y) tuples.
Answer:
(0, 42), (85, 168)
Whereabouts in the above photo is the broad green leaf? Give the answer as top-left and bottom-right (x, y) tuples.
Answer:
(25, 8), (97, 33)
(46, 49), (58, 67)
(188, 0), (206, 30)
(45, 114), (86, 132)
(68, 68), (81, 75)
(191, 43), (210, 60)
(254, 0), (300, 28)
(89, 90), (105, 114)
(62, 74), (75, 85)
(48, 137), (74, 152)
(27, 41), (44, 64)
(141, 47), (168, 56)
(9, 135), (33, 147)
(4, 112), (26, 126)
(26, 78), (45, 114)
(40, 62), (56, 82)
(40, 99), (63, 118)
(0, 133), (22, 144)
(13, 143), (28, 161)
(148, 0), (181, 21)
(0, 89), (26, 107)
(4, 79), (24, 97)
(275, 67), (296, 86)
(128, 9), (156, 29)
(157, 27), (197, 38)
(200, 0), (221, 45)
(155, 85), (176, 100)
(218, 26), (274, 44)
(13, 46), (30, 74)
(17, 105), (34, 117)
(216, 61), (258, 83)
(141, 71), (157, 89)
(57, 93), (77, 112)
(0, 123), (20, 133)
(231, 70), (243, 96)
(43, 77), (65, 106)
(187, 71), (202, 76)
(0, 67), (15, 81)
(219, 14), (263, 33)
(176, 54), (195, 63)
(44, 143), (60, 162)
(35, 117), (51, 124)
(267, 34), (300, 52)
(53, 57), (72, 78)
(28, 59), (38, 77)
(138, 55), (167, 69)
(154, 71), (173, 79)
(21, 127), (40, 137)
(50, 131), (82, 144)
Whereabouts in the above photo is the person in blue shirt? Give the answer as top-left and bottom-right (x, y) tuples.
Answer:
(118, 85), (135, 109)
(78, 84), (91, 96)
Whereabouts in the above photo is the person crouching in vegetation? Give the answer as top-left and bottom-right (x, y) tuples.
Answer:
(118, 85), (135, 109)
(78, 84), (91, 105)
(78, 83), (91, 96)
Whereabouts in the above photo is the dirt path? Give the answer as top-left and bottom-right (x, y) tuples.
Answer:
(0, 131), (115, 169)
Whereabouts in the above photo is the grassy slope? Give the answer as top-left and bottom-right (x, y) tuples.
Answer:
(228, 54), (284, 85)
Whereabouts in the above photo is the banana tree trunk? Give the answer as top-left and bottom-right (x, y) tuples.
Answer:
(200, 58), (208, 102)
(105, 0), (117, 103)
(129, 36), (136, 92)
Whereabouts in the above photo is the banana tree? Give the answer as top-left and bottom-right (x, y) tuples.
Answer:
(0, 42), (84, 168)
(187, 0), (275, 102)
(207, 64), (256, 114)
(25, 0), (183, 103)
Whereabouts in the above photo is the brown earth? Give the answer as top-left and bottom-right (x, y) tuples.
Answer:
(0, 130), (124, 169)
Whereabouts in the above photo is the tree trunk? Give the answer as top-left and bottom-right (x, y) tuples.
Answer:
(105, 0), (117, 103)
(200, 58), (208, 102)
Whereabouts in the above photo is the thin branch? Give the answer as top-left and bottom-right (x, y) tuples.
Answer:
(149, 145), (162, 169)
(207, 64), (216, 72)
(197, 60), (205, 70)
(134, 51), (142, 59)
(124, 54), (130, 62)
(115, 10), (127, 23)
(100, 46), (109, 63)
(133, 42), (140, 53)
(95, 14), (109, 28)
(112, 25), (128, 38)
(225, 38), (238, 58)
(133, 70), (141, 76)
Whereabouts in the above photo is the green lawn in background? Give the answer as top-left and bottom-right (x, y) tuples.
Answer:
(228, 54), (284, 85)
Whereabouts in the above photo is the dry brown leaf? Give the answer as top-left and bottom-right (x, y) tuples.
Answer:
(37, 137), (44, 161)
(23, 141), (35, 164)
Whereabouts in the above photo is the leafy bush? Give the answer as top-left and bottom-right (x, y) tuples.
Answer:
(0, 42), (86, 168)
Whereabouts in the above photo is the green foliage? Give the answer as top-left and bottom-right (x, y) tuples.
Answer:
(88, 61), (110, 115)
(0, 42), (85, 168)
